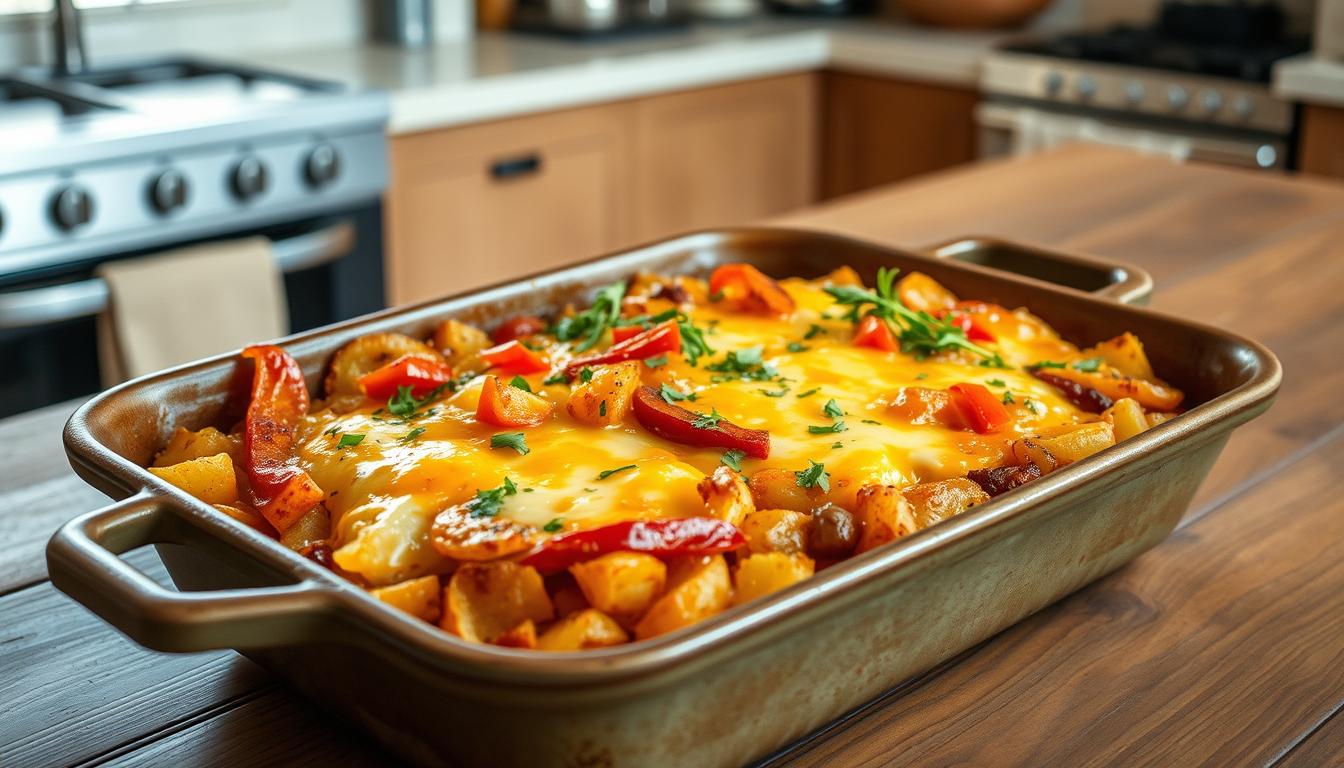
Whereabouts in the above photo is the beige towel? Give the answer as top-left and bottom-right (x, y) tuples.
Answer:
(96, 237), (288, 385)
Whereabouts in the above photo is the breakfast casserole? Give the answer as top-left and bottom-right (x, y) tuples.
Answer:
(145, 263), (1183, 650)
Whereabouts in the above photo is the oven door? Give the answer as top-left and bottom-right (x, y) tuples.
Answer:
(976, 102), (1288, 170)
(0, 204), (384, 418)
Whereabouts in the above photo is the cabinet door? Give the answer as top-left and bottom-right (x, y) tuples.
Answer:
(821, 71), (978, 200)
(1300, 104), (1344, 179)
(632, 74), (818, 242)
(385, 104), (634, 305)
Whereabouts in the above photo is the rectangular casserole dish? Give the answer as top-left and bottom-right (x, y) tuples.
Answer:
(48, 228), (1280, 768)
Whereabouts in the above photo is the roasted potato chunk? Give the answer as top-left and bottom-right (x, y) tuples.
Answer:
(213, 503), (270, 533)
(569, 552), (667, 626)
(493, 620), (539, 649)
(325, 332), (442, 398)
(634, 555), (731, 641)
(441, 562), (554, 644)
(371, 575), (442, 623)
(807, 503), (858, 559)
(433, 318), (493, 369)
(153, 426), (238, 467)
(566, 361), (640, 426)
(537, 609), (629, 651)
(148, 453), (239, 505)
(1025, 422), (1116, 467)
(1012, 437), (1060, 474)
(733, 552), (814, 606)
(748, 468), (823, 513)
(853, 484), (917, 554)
(901, 478), (989, 528)
(278, 506), (330, 552)
(739, 508), (811, 555)
(429, 503), (538, 561)
(1086, 332), (1155, 381)
(1105, 397), (1149, 441)
(698, 465), (755, 526)
(895, 272), (957, 314)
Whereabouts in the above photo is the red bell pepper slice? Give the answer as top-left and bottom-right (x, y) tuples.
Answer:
(521, 517), (746, 572)
(631, 385), (770, 458)
(357, 354), (455, 401)
(476, 374), (554, 427)
(239, 345), (324, 533)
(492, 315), (548, 344)
(480, 340), (549, 374)
(853, 314), (899, 351)
(565, 319), (681, 376)
(948, 382), (1012, 434)
(946, 312), (995, 343)
(610, 324), (644, 344)
(709, 263), (796, 316)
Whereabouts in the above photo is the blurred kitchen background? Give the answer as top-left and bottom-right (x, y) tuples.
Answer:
(1, 0), (1340, 419)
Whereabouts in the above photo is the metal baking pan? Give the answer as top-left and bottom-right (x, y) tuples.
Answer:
(48, 228), (1280, 768)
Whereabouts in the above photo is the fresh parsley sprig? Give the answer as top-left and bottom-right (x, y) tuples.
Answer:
(467, 477), (518, 518)
(552, 281), (626, 352)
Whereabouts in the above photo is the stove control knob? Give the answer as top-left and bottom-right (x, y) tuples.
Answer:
(1043, 71), (1064, 97)
(1232, 94), (1255, 120)
(1166, 85), (1189, 111)
(1124, 81), (1146, 105)
(50, 185), (94, 233)
(1075, 75), (1097, 100)
(230, 156), (269, 203)
(1199, 90), (1223, 115)
(148, 169), (189, 215)
(304, 144), (341, 189)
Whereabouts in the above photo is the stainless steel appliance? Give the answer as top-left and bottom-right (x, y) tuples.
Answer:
(977, 1), (1308, 170)
(0, 58), (389, 418)
(511, 0), (690, 36)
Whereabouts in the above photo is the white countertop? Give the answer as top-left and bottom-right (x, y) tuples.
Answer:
(242, 18), (1020, 135)
(1273, 53), (1344, 109)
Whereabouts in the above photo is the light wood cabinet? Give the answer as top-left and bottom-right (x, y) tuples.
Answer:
(821, 71), (979, 200)
(385, 103), (634, 304)
(1300, 104), (1344, 179)
(631, 74), (818, 242)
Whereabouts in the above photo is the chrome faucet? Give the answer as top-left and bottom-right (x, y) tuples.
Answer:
(53, 0), (87, 76)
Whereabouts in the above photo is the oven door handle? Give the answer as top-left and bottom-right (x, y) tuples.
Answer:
(0, 220), (356, 331)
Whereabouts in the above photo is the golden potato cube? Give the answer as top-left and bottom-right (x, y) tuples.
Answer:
(698, 465), (755, 526)
(732, 552), (815, 606)
(493, 620), (539, 649)
(634, 555), (731, 641)
(569, 552), (667, 626)
(1032, 421), (1116, 465)
(550, 581), (590, 618)
(1012, 437), (1059, 474)
(153, 426), (238, 467)
(433, 318), (492, 368)
(1105, 397), (1149, 442)
(566, 361), (641, 426)
(1086, 332), (1155, 381)
(895, 271), (958, 314)
(148, 453), (239, 505)
(901, 478), (989, 528)
(537, 609), (629, 651)
(441, 562), (555, 644)
(370, 575), (442, 623)
(748, 468), (822, 513)
(740, 508), (812, 555)
(853, 484), (918, 554)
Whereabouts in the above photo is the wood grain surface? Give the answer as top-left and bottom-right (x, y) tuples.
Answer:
(3, 146), (1342, 768)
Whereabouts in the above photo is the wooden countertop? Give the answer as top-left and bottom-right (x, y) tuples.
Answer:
(4, 145), (1343, 767)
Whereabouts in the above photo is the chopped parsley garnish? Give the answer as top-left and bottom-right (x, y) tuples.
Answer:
(678, 318), (714, 366)
(831, 441), (843, 449)
(986, 378), (1007, 387)
(824, 267), (1005, 366)
(720, 449), (746, 472)
(1072, 357), (1103, 372)
(543, 517), (565, 533)
(597, 464), (638, 480)
(398, 427), (426, 444)
(915, 372), (929, 380)
(543, 372), (568, 385)
(614, 308), (680, 330)
(804, 323), (825, 340)
(551, 281), (626, 352)
(795, 387), (820, 399)
(323, 425), (342, 436)
(786, 341), (809, 353)
(578, 367), (595, 383)
(823, 398), (845, 419)
(691, 408), (724, 430)
(645, 354), (669, 369)
(509, 375), (532, 392)
(1002, 390), (1016, 405)
(795, 460), (830, 492)
(1025, 399), (1044, 414)
(659, 382), (696, 403)
(861, 419), (881, 425)
(759, 385), (790, 397)
(467, 477), (518, 517)
(599, 400), (607, 417)
(336, 433), (365, 448)
(808, 422), (847, 434)
(490, 431), (530, 455)
(1033, 360), (1068, 369)
(706, 346), (778, 383)
(387, 383), (450, 420)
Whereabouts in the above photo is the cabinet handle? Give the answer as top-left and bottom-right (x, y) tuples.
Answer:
(490, 153), (542, 180)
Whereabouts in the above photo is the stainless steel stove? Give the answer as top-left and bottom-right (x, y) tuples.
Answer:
(977, 1), (1308, 170)
(0, 56), (390, 417)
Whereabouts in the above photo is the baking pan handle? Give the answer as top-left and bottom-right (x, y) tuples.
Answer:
(922, 237), (1154, 305)
(47, 492), (337, 653)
